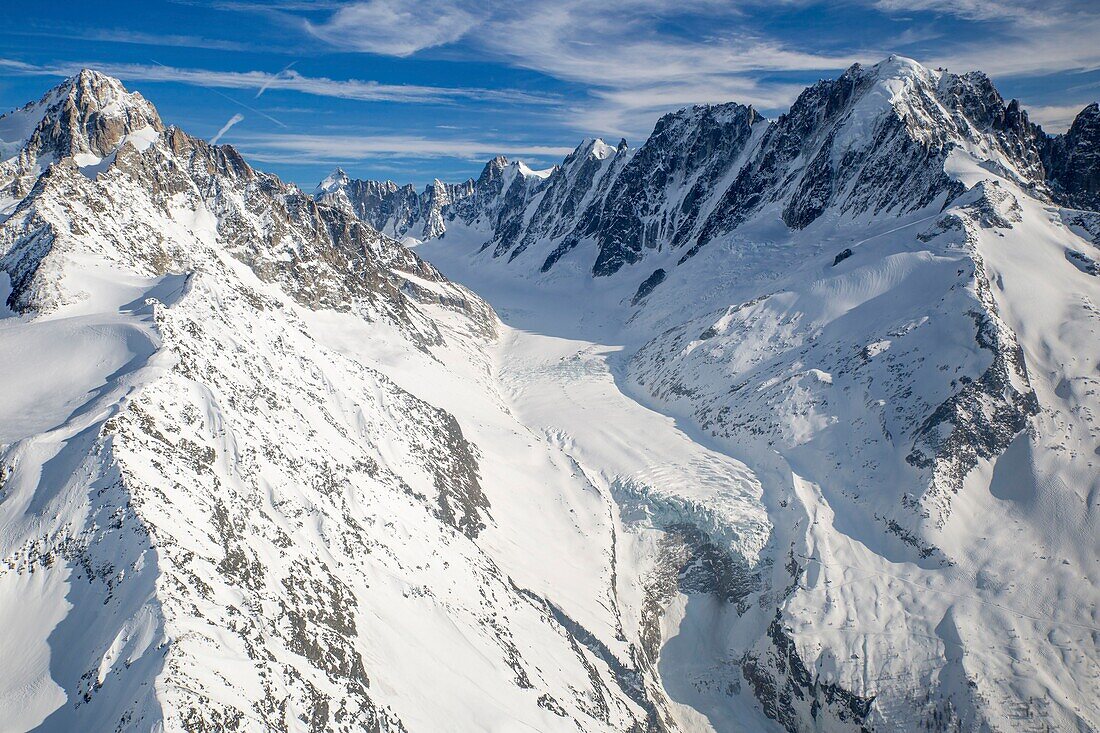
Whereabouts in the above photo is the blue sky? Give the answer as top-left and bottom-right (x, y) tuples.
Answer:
(2, 0), (1098, 189)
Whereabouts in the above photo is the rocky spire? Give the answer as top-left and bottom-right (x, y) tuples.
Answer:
(479, 155), (508, 182)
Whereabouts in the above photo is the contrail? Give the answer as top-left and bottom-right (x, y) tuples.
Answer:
(256, 61), (297, 98)
(149, 58), (287, 128)
(210, 113), (245, 144)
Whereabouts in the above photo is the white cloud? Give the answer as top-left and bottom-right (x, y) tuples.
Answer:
(1022, 102), (1093, 133)
(481, 2), (862, 138)
(256, 62), (297, 98)
(9, 27), (258, 52)
(482, 3), (849, 86)
(269, 0), (1099, 141)
(10, 0), (1094, 176)
(869, 0), (1100, 77)
(285, 0), (862, 139)
(235, 131), (574, 164)
(0, 58), (554, 106)
(872, 0), (1054, 24)
(573, 78), (810, 139)
(303, 0), (483, 56)
(929, 32), (1100, 78)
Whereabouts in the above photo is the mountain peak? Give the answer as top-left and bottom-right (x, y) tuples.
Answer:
(516, 160), (554, 180)
(834, 55), (933, 87)
(1076, 101), (1100, 123)
(316, 167), (350, 194)
(56, 68), (158, 122)
(870, 54), (928, 79)
(828, 55), (942, 109)
(575, 137), (616, 160)
(1044, 100), (1100, 209)
(2, 61), (1095, 733)
(69, 67), (126, 91)
(477, 155), (509, 185)
(0, 67), (163, 162)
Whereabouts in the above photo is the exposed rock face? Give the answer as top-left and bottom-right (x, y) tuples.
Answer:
(631, 268), (666, 304)
(578, 105), (761, 276)
(902, 186), (1039, 528)
(740, 612), (875, 733)
(314, 155), (547, 244)
(12, 69), (163, 160)
(314, 169), (424, 237)
(1044, 102), (1100, 210)
(0, 69), (163, 202)
(516, 138), (624, 268)
(378, 56), (1097, 733)
(319, 104), (766, 278)
(696, 57), (1055, 243)
(322, 56), (1099, 290)
(1, 109), (484, 346)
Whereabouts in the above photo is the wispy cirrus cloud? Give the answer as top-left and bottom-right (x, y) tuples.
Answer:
(267, 0), (863, 139)
(235, 131), (574, 165)
(135, 0), (1099, 151)
(303, 0), (483, 56)
(252, 0), (1100, 141)
(478, 2), (861, 136)
(0, 57), (555, 106)
(868, 0), (1100, 77)
(929, 33), (1100, 78)
(1022, 102), (1093, 132)
(7, 27), (259, 52)
(871, 0), (1053, 23)
(5, 0), (1094, 188)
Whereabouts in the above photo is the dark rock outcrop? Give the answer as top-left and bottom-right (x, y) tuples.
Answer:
(1043, 102), (1100, 211)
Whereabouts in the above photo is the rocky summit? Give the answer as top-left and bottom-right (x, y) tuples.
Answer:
(1, 56), (1098, 733)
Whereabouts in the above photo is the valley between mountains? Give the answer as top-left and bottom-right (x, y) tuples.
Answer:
(0, 55), (1097, 733)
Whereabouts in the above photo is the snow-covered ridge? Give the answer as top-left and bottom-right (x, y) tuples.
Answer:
(325, 55), (1097, 288)
(313, 151), (562, 243)
(0, 71), (679, 732)
(398, 55), (1098, 732)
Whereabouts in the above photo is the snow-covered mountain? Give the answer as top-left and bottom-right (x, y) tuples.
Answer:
(0, 71), (691, 732)
(324, 55), (1100, 733)
(314, 155), (557, 245)
(1, 55), (1097, 733)
(324, 56), (1098, 285)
